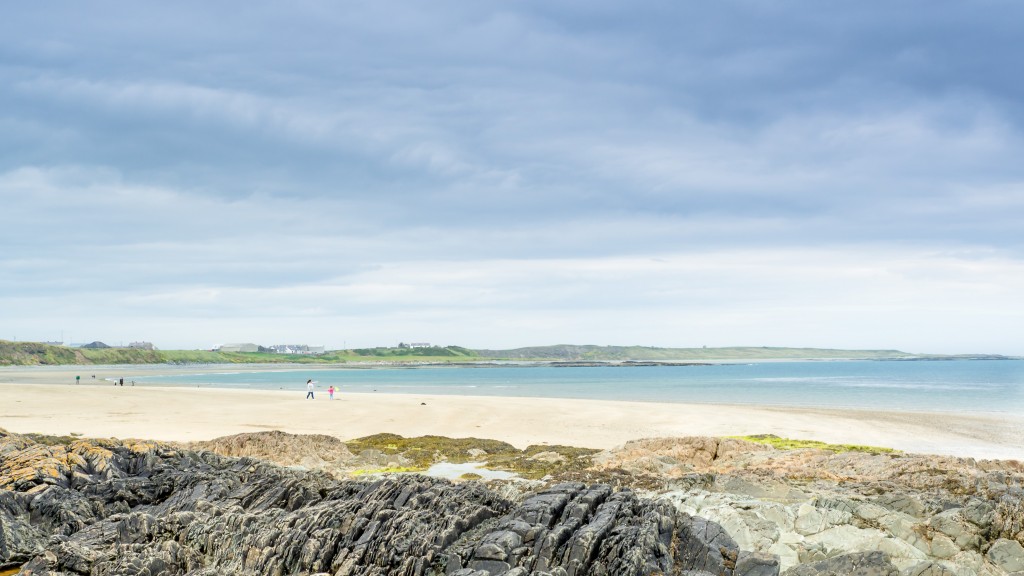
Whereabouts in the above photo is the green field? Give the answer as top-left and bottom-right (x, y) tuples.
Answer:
(0, 340), (481, 366)
(0, 339), (1010, 366)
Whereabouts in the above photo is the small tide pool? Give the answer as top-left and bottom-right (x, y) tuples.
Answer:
(423, 461), (518, 481)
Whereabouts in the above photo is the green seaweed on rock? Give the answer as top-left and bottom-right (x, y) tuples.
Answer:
(730, 434), (899, 454)
(484, 444), (602, 479)
(343, 433), (600, 479)
(350, 466), (425, 476)
(344, 433), (521, 468)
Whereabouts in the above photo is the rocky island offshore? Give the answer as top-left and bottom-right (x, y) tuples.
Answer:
(3, 429), (1023, 576)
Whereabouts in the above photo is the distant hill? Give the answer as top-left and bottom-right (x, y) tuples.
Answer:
(0, 340), (1014, 366)
(349, 345), (477, 358)
(0, 340), (166, 365)
(473, 345), (922, 361)
(0, 341), (85, 365)
(0, 340), (478, 366)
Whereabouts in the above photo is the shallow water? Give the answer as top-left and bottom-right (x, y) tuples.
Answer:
(123, 359), (1024, 416)
(423, 462), (518, 480)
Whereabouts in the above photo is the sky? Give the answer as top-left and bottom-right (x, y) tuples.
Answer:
(1, 1), (1023, 354)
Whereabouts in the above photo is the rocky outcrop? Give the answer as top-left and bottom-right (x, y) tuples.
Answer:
(592, 437), (1024, 576)
(5, 430), (1024, 576)
(591, 436), (771, 476)
(781, 551), (898, 576)
(190, 430), (358, 475)
(2, 429), (782, 575)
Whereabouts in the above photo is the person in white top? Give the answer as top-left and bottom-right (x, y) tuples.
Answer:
(305, 379), (315, 399)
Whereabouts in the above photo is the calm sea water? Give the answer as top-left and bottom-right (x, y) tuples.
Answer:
(127, 360), (1024, 415)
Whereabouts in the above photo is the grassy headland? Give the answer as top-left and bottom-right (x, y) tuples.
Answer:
(0, 340), (479, 366)
(0, 339), (1013, 366)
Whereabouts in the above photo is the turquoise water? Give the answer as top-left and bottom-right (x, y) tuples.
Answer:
(129, 360), (1024, 415)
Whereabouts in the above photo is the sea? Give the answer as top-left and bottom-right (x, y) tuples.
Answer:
(124, 359), (1024, 416)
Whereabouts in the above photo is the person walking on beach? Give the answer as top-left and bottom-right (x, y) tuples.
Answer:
(306, 379), (315, 399)
(328, 385), (335, 400)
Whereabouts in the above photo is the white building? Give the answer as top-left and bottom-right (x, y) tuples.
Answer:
(267, 344), (325, 355)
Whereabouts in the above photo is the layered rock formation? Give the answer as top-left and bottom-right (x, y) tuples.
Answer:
(589, 437), (1024, 576)
(191, 430), (359, 474)
(1, 429), (769, 575)
(3, 430), (1024, 576)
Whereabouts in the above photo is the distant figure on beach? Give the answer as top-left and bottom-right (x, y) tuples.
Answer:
(328, 385), (335, 400)
(119, 378), (124, 387)
(306, 379), (315, 399)
(75, 375), (80, 384)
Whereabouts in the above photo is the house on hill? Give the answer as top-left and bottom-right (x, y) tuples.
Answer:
(80, 341), (110, 349)
(129, 341), (155, 350)
(267, 344), (325, 355)
(218, 343), (260, 353)
(398, 342), (432, 349)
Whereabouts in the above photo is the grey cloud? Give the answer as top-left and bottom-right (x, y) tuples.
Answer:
(2, 1), (1023, 349)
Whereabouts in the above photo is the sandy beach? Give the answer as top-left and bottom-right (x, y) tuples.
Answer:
(2, 366), (1022, 460)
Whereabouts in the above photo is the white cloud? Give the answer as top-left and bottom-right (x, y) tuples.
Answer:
(4, 243), (1021, 353)
(2, 2), (1024, 354)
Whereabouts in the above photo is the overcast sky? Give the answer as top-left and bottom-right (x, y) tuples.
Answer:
(2, 1), (1023, 354)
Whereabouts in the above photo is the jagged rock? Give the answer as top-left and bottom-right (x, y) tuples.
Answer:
(963, 499), (995, 531)
(676, 512), (742, 575)
(444, 483), (682, 576)
(599, 437), (1024, 576)
(6, 430), (1024, 576)
(993, 494), (1024, 546)
(902, 561), (959, 576)
(782, 550), (899, 576)
(0, 490), (44, 565)
(929, 508), (984, 551)
(594, 437), (1024, 500)
(987, 538), (1024, 573)
(794, 503), (851, 536)
(592, 436), (770, 476)
(736, 550), (781, 576)
(0, 431), (771, 576)
(190, 430), (358, 475)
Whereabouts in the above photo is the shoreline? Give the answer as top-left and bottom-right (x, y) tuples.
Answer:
(2, 377), (1022, 461)
(3, 362), (1020, 422)
(2, 354), (1020, 375)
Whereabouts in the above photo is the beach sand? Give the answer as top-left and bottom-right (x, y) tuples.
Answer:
(1, 366), (1022, 460)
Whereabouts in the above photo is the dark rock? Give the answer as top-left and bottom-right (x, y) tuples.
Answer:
(736, 550), (781, 576)
(781, 551), (899, 576)
(1, 432), (774, 576)
(676, 512), (741, 575)
(903, 561), (959, 576)
(994, 492), (1024, 546)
